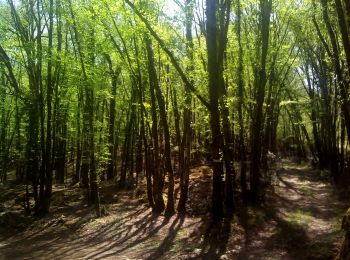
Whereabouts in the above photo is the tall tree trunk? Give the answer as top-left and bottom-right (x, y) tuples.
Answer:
(250, 0), (272, 202)
(206, 0), (224, 219)
(106, 55), (121, 180)
(221, 96), (235, 213)
(42, 0), (54, 213)
(236, 0), (248, 199)
(75, 91), (83, 185)
(68, 0), (100, 216)
(171, 87), (181, 176)
(320, 0), (350, 143)
(145, 35), (165, 213)
(335, 0), (350, 80)
(178, 0), (194, 213)
(145, 37), (174, 216)
(140, 88), (155, 208)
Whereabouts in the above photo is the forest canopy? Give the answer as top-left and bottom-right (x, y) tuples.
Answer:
(0, 0), (349, 222)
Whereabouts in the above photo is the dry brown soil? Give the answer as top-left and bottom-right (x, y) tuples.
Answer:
(0, 161), (347, 259)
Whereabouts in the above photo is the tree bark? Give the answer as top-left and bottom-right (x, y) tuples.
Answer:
(145, 35), (165, 213)
(236, 0), (248, 200)
(145, 37), (174, 216)
(206, 0), (224, 219)
(106, 55), (121, 181)
(250, 0), (272, 202)
(178, 0), (194, 213)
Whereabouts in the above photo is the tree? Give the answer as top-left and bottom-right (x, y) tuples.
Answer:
(249, 0), (272, 201)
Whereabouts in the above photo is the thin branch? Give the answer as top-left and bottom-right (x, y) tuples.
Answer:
(124, 0), (210, 110)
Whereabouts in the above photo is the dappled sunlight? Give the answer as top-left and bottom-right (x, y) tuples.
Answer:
(0, 0), (349, 258)
(236, 161), (347, 258)
(0, 161), (348, 259)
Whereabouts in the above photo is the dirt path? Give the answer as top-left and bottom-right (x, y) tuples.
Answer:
(237, 161), (348, 259)
(0, 161), (348, 259)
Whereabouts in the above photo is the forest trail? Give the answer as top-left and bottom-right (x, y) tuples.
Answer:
(237, 161), (348, 259)
(0, 161), (348, 259)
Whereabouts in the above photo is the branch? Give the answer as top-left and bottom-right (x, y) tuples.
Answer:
(173, 0), (184, 9)
(311, 16), (332, 58)
(0, 45), (22, 96)
(124, 0), (210, 110)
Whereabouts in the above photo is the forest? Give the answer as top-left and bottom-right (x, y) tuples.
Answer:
(0, 0), (350, 258)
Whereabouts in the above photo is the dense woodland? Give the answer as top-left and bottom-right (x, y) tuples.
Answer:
(1, 0), (350, 257)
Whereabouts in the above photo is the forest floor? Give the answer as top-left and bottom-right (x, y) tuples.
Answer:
(0, 160), (348, 259)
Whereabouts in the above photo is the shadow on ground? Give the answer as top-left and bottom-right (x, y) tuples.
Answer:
(0, 161), (347, 259)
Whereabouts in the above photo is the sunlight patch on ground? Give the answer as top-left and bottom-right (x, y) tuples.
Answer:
(300, 183), (314, 197)
(0, 162), (347, 259)
(286, 210), (313, 226)
(282, 162), (311, 172)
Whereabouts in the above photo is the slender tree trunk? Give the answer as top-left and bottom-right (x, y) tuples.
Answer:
(106, 55), (121, 180)
(335, 0), (350, 80)
(140, 92), (155, 208)
(340, 115), (345, 174)
(171, 87), (181, 176)
(120, 99), (135, 187)
(250, 0), (272, 202)
(145, 35), (165, 213)
(178, 0), (194, 213)
(206, 0), (224, 219)
(75, 91), (83, 185)
(42, 0), (54, 213)
(320, 0), (350, 143)
(236, 0), (248, 199)
(4, 0), (40, 208)
(145, 37), (174, 216)
(68, 0), (100, 215)
(221, 96), (235, 213)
